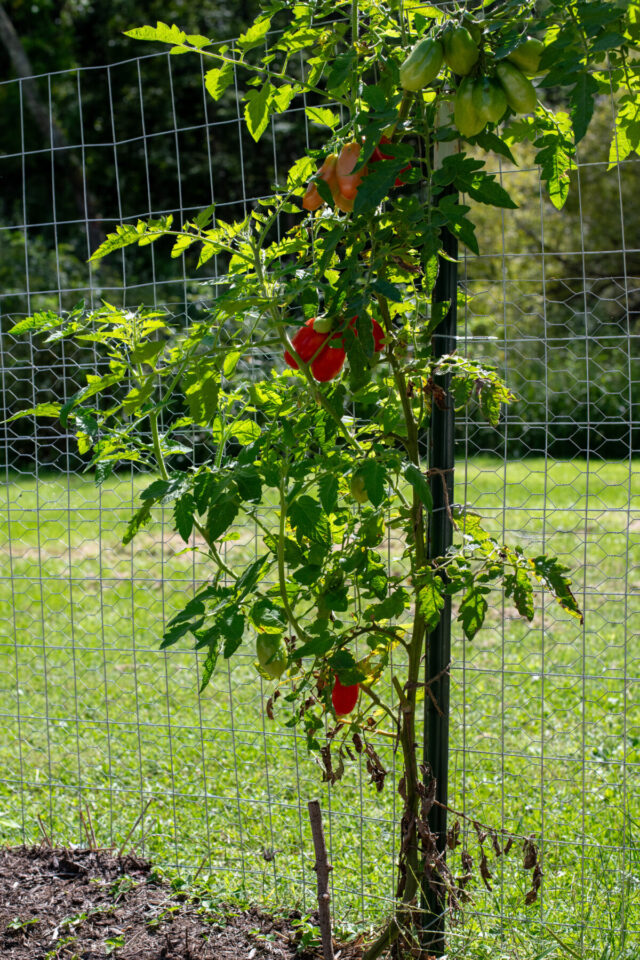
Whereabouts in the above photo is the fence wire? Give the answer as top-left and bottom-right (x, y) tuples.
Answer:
(0, 47), (639, 956)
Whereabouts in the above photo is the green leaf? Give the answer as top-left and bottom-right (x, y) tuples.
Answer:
(237, 16), (272, 51)
(305, 106), (339, 128)
(371, 278), (403, 302)
(9, 310), (62, 335)
(529, 555), (583, 622)
(125, 22), (187, 44)
(263, 533), (305, 566)
(570, 73), (599, 145)
(170, 233), (197, 258)
(244, 82), (272, 142)
(183, 365), (219, 427)
(404, 463), (433, 514)
(129, 339), (164, 365)
(250, 598), (287, 633)
(354, 160), (408, 214)
(174, 492), (195, 543)
(199, 642), (219, 692)
(318, 473), (339, 513)
(88, 217), (173, 262)
(140, 478), (171, 502)
(287, 155), (316, 190)
(161, 598), (205, 649)
(327, 51), (356, 89)
(289, 495), (330, 545)
(223, 350), (242, 377)
(366, 587), (408, 622)
(235, 555), (270, 601)
(609, 94), (640, 168)
(122, 500), (152, 546)
(293, 564), (323, 585)
(466, 174), (518, 210)
(206, 496), (238, 542)
(292, 631), (335, 660)
(505, 568), (534, 621)
(473, 130), (517, 164)
(6, 402), (61, 422)
(205, 64), (234, 100)
(357, 460), (387, 508)
(230, 420), (261, 444)
(436, 195), (479, 255)
(121, 378), (155, 415)
(220, 609), (246, 657)
(418, 570), (445, 631)
(458, 586), (489, 640)
(235, 465), (262, 503)
(534, 115), (575, 211)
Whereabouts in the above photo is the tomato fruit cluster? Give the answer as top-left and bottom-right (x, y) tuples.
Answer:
(302, 141), (368, 213)
(397, 18), (544, 139)
(303, 135), (410, 213)
(284, 316), (385, 382)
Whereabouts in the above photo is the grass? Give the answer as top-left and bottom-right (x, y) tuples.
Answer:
(1, 456), (639, 958)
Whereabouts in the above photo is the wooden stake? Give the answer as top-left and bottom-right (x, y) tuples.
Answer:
(308, 799), (335, 960)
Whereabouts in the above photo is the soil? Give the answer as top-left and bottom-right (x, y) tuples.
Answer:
(0, 845), (360, 960)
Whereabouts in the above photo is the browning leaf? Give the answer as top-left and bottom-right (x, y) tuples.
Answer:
(525, 862), (542, 905)
(523, 837), (538, 870)
(479, 850), (493, 892)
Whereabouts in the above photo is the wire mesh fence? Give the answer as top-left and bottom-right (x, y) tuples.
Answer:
(0, 45), (639, 956)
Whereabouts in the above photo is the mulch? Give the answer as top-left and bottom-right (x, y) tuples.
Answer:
(0, 845), (362, 960)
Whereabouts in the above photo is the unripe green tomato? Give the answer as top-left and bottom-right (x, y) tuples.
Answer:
(442, 25), (479, 76)
(454, 76), (486, 138)
(256, 635), (288, 679)
(506, 37), (545, 76)
(462, 15), (483, 45)
(472, 76), (507, 124)
(496, 62), (537, 115)
(350, 473), (369, 504)
(399, 38), (444, 92)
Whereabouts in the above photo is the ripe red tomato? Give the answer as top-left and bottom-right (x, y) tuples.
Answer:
(284, 316), (385, 382)
(332, 676), (360, 716)
(284, 318), (347, 381)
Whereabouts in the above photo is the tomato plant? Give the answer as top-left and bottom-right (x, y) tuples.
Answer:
(10, 0), (638, 954)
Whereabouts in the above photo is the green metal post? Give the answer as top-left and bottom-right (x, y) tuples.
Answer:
(422, 201), (457, 954)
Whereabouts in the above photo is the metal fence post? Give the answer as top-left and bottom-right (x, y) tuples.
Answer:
(422, 176), (458, 952)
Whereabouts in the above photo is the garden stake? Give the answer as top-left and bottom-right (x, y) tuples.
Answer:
(308, 799), (335, 960)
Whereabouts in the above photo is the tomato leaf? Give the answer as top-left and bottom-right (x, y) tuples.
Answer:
(418, 570), (445, 631)
(199, 642), (219, 693)
(174, 492), (195, 543)
(206, 495), (239, 541)
(357, 459), (387, 507)
(318, 473), (339, 513)
(404, 463), (433, 514)
(244, 82), (273, 142)
(457, 586), (489, 640)
(529, 554), (583, 622)
(570, 72), (599, 145)
(122, 500), (153, 546)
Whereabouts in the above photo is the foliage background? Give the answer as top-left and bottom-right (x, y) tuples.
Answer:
(0, 0), (638, 466)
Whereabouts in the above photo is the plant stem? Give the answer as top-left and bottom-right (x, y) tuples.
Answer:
(278, 473), (308, 641)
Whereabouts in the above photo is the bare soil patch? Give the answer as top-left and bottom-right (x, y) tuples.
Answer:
(0, 846), (356, 960)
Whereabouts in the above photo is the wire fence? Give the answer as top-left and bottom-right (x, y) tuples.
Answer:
(0, 46), (639, 956)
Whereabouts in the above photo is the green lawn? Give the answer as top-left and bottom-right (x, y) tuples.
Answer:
(1, 457), (639, 959)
